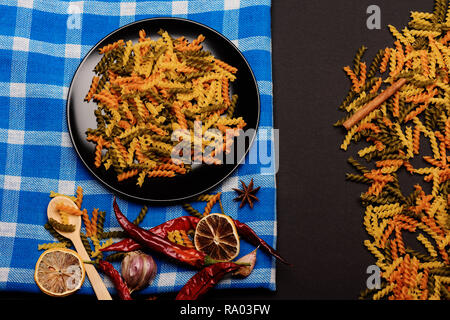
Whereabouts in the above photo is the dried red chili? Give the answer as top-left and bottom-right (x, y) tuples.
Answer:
(152, 215), (200, 236)
(175, 262), (241, 300)
(101, 216), (200, 253)
(113, 198), (218, 268)
(97, 260), (132, 300)
(233, 220), (291, 265)
(101, 237), (142, 253)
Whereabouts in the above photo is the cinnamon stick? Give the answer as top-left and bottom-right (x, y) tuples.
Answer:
(343, 78), (407, 130)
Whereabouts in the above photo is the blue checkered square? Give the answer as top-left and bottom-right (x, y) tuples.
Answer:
(0, 143), (6, 172)
(0, 50), (12, 82)
(26, 53), (66, 85)
(21, 145), (62, 179)
(25, 98), (64, 131)
(0, 6), (18, 37)
(190, 11), (225, 32)
(81, 14), (122, 45)
(17, 191), (50, 225)
(238, 5), (271, 38)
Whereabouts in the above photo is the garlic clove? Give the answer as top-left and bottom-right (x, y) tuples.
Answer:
(121, 251), (157, 293)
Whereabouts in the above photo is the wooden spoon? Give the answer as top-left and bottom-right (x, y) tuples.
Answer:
(47, 196), (112, 300)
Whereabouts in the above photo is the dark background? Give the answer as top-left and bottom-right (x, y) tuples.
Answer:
(0, 0), (434, 300)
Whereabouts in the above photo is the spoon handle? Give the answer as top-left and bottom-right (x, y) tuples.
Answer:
(72, 236), (112, 300)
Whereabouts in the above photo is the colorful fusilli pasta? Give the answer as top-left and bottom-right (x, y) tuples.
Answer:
(85, 30), (246, 186)
(336, 0), (450, 300)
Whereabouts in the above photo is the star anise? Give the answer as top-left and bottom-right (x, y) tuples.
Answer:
(233, 178), (260, 209)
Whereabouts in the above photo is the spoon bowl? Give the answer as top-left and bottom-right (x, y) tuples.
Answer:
(47, 197), (82, 240)
(47, 196), (112, 300)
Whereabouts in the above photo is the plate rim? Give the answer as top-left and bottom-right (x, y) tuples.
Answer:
(66, 17), (261, 203)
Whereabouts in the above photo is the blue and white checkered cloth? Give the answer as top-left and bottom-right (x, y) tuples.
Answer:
(0, 0), (276, 296)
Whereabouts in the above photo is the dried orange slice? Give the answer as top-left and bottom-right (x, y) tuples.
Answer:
(194, 213), (240, 261)
(34, 248), (85, 297)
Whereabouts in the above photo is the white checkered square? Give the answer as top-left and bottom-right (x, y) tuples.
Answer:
(60, 132), (72, 148)
(58, 180), (75, 195)
(17, 0), (34, 9)
(10, 83), (26, 98)
(172, 1), (188, 15)
(3, 175), (21, 191)
(224, 0), (240, 10)
(12, 37), (29, 52)
(0, 268), (9, 283)
(62, 86), (69, 100)
(100, 274), (113, 288)
(7, 130), (25, 145)
(158, 272), (177, 287)
(270, 267), (276, 283)
(220, 175), (239, 192)
(65, 44), (81, 59)
(70, 1), (84, 13)
(120, 2), (136, 16)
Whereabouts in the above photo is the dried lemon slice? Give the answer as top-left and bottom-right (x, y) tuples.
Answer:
(34, 248), (85, 297)
(194, 213), (240, 262)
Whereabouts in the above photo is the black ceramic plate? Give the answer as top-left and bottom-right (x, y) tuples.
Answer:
(67, 18), (260, 203)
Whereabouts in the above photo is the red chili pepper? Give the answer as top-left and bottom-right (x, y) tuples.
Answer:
(175, 262), (241, 300)
(101, 216), (200, 252)
(101, 237), (142, 253)
(151, 215), (200, 236)
(96, 260), (132, 300)
(102, 212), (290, 265)
(233, 220), (291, 265)
(113, 198), (217, 268)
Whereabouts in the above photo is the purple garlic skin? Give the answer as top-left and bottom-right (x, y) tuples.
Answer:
(121, 251), (157, 292)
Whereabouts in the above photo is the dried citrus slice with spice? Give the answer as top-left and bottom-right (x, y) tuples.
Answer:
(34, 248), (85, 297)
(194, 213), (240, 261)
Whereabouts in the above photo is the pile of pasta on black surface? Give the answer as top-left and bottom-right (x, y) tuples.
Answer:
(335, 0), (450, 300)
